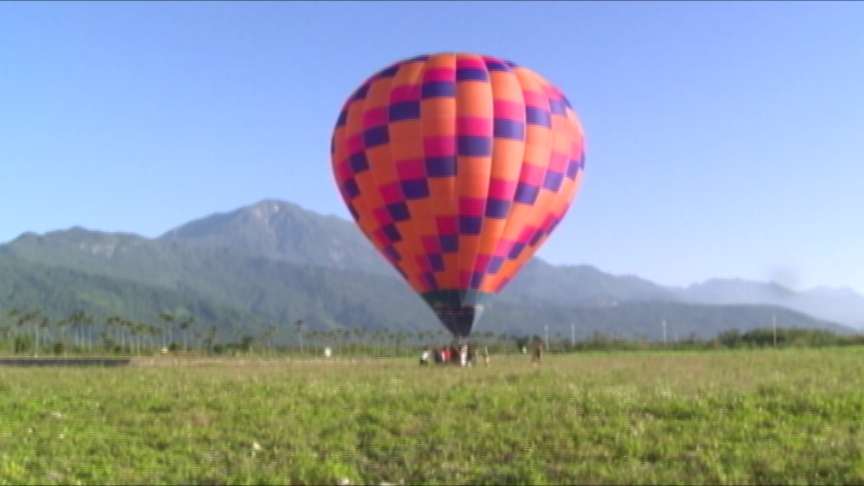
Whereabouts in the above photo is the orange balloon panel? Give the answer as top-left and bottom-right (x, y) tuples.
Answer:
(331, 53), (586, 336)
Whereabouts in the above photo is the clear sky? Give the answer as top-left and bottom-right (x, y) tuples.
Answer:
(1, 2), (862, 292)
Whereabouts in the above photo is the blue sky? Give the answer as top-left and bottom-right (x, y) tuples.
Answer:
(1, 2), (862, 291)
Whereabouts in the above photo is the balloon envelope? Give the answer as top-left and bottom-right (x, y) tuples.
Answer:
(331, 53), (585, 336)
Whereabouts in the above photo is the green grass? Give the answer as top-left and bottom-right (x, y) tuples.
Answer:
(2, 348), (864, 484)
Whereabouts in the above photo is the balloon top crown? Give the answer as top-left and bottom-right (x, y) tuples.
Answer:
(381, 52), (520, 68)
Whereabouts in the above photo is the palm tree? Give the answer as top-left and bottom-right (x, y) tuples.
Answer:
(66, 311), (94, 354)
(191, 326), (208, 353)
(122, 318), (135, 354)
(147, 323), (161, 353)
(15, 311), (41, 356)
(55, 315), (72, 356)
(295, 319), (304, 354)
(159, 313), (175, 349)
(64, 311), (77, 352)
(104, 316), (119, 354)
(317, 329), (331, 354)
(180, 316), (195, 352)
(261, 324), (278, 355)
(37, 316), (53, 356)
(0, 321), (9, 355)
(140, 322), (156, 355)
(98, 326), (113, 352)
(337, 328), (350, 352)
(6, 308), (21, 352)
(203, 325), (217, 355)
(351, 327), (363, 343)
(0, 309), (19, 354)
(121, 320), (136, 355)
(137, 322), (158, 355)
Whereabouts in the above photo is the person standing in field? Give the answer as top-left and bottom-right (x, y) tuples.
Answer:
(439, 346), (449, 365)
(531, 338), (544, 365)
(482, 345), (490, 366)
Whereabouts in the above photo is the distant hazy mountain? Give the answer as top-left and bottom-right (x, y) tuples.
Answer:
(503, 259), (676, 306)
(681, 279), (864, 329)
(0, 199), (856, 339)
(795, 287), (864, 327)
(683, 278), (796, 304)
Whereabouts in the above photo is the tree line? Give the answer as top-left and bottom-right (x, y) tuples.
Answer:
(1, 308), (861, 358)
(0, 309), (520, 357)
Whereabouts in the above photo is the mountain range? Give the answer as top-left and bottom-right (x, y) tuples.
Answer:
(0, 199), (860, 340)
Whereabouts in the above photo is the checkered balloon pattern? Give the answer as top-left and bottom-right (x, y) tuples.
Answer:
(331, 53), (585, 334)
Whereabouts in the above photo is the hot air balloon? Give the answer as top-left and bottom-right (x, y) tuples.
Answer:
(331, 53), (585, 337)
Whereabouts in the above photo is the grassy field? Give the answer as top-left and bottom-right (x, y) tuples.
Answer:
(2, 348), (864, 484)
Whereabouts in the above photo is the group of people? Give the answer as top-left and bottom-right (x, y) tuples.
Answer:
(418, 338), (546, 368)
(420, 343), (490, 367)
